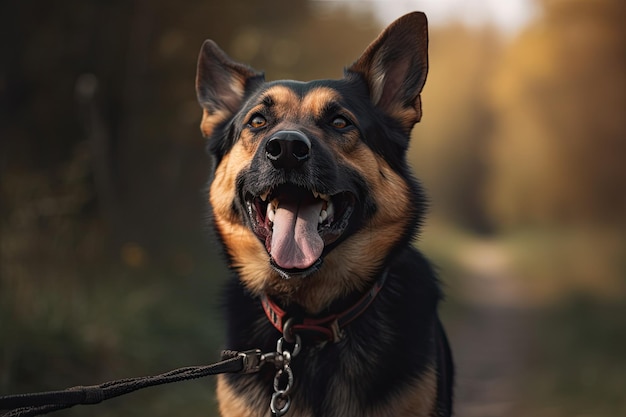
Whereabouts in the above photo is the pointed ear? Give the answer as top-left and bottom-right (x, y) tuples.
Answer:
(346, 12), (428, 131)
(196, 40), (264, 137)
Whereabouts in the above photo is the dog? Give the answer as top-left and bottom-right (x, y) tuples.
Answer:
(195, 11), (453, 417)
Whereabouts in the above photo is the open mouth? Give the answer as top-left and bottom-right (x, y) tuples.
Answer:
(245, 184), (355, 278)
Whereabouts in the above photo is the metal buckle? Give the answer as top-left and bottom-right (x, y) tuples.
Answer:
(238, 349), (263, 374)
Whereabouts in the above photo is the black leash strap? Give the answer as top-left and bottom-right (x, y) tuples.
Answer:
(0, 355), (244, 417)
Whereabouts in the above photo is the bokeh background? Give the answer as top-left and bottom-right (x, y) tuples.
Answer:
(1, 0), (624, 416)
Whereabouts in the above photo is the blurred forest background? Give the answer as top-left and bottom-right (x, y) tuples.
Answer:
(1, 0), (624, 416)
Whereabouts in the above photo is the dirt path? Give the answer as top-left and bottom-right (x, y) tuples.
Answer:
(446, 242), (531, 417)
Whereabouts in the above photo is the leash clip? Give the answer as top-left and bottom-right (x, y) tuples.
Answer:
(238, 349), (263, 374)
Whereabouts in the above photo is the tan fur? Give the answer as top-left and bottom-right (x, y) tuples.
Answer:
(386, 368), (438, 417)
(387, 102), (422, 133)
(301, 87), (340, 119)
(327, 367), (437, 417)
(201, 108), (231, 138)
(216, 376), (257, 417)
(209, 149), (277, 294)
(218, 375), (315, 417)
(259, 85), (300, 119)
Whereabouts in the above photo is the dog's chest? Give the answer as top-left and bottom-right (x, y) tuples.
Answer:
(219, 341), (437, 417)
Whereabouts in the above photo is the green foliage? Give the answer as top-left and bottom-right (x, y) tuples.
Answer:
(1, 252), (226, 415)
(521, 297), (626, 417)
(418, 225), (626, 416)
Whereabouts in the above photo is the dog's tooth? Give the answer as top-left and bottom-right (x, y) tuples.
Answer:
(319, 210), (328, 224)
(312, 191), (319, 199)
(267, 202), (275, 223)
(260, 190), (270, 201)
(326, 201), (334, 220)
(320, 193), (330, 201)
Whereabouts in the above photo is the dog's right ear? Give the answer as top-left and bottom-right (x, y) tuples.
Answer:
(196, 40), (264, 137)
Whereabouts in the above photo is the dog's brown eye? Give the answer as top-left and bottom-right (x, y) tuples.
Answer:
(249, 115), (267, 129)
(331, 116), (350, 130)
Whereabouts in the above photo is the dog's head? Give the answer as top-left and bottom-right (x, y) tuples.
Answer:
(196, 12), (428, 311)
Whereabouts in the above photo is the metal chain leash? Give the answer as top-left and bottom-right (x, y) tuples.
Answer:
(268, 333), (301, 417)
(230, 318), (303, 417)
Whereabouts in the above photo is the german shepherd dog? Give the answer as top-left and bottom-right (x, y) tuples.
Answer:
(195, 12), (453, 417)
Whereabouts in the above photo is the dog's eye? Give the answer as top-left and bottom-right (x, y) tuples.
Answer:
(248, 115), (267, 129)
(331, 116), (351, 130)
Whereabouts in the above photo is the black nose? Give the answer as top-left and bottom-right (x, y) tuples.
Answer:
(265, 130), (311, 170)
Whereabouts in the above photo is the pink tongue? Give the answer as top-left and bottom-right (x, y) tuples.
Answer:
(270, 199), (324, 270)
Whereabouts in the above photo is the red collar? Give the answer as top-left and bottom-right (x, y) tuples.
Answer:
(261, 269), (389, 343)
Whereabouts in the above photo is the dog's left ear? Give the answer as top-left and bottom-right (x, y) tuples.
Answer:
(346, 12), (428, 130)
(196, 40), (265, 137)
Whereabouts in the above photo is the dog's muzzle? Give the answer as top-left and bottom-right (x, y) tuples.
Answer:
(243, 131), (356, 278)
